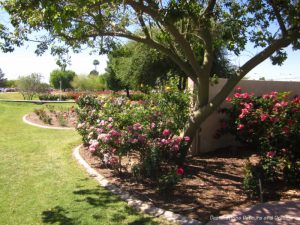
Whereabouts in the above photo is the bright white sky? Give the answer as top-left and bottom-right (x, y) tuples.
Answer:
(1, 9), (300, 83)
(0, 47), (108, 83)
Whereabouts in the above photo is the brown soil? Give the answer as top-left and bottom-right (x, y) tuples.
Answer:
(80, 146), (300, 223)
(27, 111), (77, 128)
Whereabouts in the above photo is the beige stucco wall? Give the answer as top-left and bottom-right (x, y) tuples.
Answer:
(190, 78), (300, 154)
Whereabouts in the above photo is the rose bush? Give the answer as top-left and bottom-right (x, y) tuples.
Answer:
(219, 88), (300, 196)
(76, 81), (190, 192)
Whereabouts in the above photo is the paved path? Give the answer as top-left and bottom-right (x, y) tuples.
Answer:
(207, 200), (300, 225)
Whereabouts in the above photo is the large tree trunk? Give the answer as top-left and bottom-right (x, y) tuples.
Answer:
(178, 77), (211, 163)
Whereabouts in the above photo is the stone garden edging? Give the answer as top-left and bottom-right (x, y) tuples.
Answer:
(22, 114), (75, 130)
(72, 144), (202, 225)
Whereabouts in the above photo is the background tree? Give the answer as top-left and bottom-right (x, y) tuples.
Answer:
(89, 59), (100, 75)
(2, 0), (300, 154)
(71, 75), (106, 91)
(0, 68), (6, 87)
(103, 67), (126, 93)
(16, 73), (49, 100)
(106, 41), (235, 92)
(93, 59), (100, 71)
(4, 79), (16, 88)
(49, 69), (76, 91)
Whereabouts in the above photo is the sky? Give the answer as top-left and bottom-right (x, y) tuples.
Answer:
(1, 42), (299, 83)
(1, 9), (300, 83)
(0, 47), (108, 83)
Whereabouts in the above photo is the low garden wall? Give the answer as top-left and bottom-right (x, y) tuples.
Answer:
(190, 78), (300, 154)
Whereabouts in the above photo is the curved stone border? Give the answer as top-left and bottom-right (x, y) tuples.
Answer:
(23, 114), (75, 130)
(72, 145), (202, 225)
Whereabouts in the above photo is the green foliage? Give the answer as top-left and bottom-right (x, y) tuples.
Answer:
(71, 75), (106, 91)
(106, 42), (182, 91)
(38, 94), (69, 101)
(49, 69), (76, 90)
(4, 79), (16, 88)
(103, 69), (126, 92)
(220, 89), (300, 196)
(16, 73), (49, 100)
(158, 169), (183, 194)
(75, 83), (190, 192)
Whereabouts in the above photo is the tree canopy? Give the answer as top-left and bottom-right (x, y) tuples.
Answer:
(49, 69), (76, 91)
(1, 0), (300, 153)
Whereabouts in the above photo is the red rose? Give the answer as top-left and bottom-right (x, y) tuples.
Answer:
(176, 168), (184, 175)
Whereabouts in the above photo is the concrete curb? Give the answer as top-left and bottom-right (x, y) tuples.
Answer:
(22, 114), (75, 130)
(72, 144), (202, 225)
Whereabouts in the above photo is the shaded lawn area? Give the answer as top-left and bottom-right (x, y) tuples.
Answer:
(0, 102), (170, 225)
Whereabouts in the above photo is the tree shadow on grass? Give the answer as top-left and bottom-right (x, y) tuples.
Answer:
(73, 188), (122, 207)
(41, 187), (163, 225)
(42, 206), (75, 225)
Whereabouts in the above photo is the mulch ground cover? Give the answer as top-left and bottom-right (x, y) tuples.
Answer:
(80, 146), (299, 223)
(80, 146), (300, 223)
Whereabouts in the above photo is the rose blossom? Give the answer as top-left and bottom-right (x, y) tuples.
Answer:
(184, 136), (190, 142)
(237, 124), (245, 130)
(162, 129), (171, 136)
(260, 113), (269, 122)
(176, 167), (184, 175)
(266, 151), (276, 158)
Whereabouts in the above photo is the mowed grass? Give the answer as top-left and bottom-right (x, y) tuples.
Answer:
(0, 102), (170, 225)
(0, 92), (24, 100)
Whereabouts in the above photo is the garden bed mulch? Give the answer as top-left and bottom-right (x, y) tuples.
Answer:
(26, 112), (76, 128)
(79, 146), (300, 223)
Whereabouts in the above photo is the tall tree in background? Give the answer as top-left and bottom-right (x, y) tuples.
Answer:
(49, 69), (76, 91)
(93, 59), (100, 71)
(1, 0), (300, 154)
(90, 59), (100, 75)
(0, 68), (6, 87)
(106, 41), (236, 92)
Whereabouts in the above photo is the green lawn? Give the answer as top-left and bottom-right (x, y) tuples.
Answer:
(0, 102), (170, 225)
(0, 92), (24, 100)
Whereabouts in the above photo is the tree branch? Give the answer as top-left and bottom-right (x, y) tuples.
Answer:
(137, 12), (151, 39)
(268, 0), (287, 36)
(185, 35), (294, 138)
(126, 0), (202, 75)
(202, 0), (217, 17)
(59, 30), (197, 81)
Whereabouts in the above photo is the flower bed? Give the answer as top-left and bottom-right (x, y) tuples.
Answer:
(76, 81), (190, 193)
(27, 104), (77, 128)
(75, 84), (299, 222)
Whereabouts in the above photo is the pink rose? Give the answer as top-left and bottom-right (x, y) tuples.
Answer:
(150, 122), (156, 129)
(184, 136), (190, 142)
(225, 97), (232, 102)
(162, 129), (171, 136)
(260, 114), (269, 122)
(237, 124), (245, 130)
